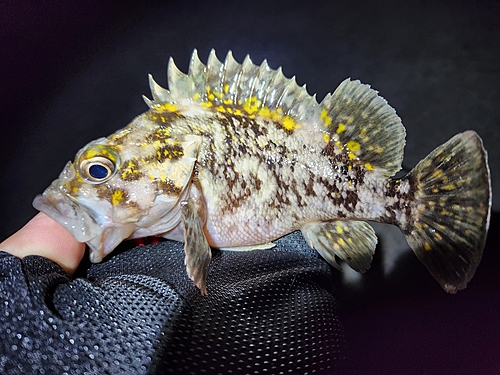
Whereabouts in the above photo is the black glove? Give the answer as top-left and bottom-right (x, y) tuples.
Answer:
(0, 231), (349, 374)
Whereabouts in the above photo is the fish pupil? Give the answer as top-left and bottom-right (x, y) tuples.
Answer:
(89, 164), (108, 179)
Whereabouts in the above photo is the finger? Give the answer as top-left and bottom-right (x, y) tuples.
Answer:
(0, 212), (86, 275)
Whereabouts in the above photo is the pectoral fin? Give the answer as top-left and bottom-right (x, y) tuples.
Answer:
(301, 220), (377, 272)
(180, 199), (212, 295)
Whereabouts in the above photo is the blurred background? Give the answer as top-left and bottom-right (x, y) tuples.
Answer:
(1, 0), (499, 373)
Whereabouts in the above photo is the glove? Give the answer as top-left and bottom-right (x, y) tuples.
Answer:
(0, 231), (349, 374)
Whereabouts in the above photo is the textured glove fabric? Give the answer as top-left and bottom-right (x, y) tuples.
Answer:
(0, 231), (349, 374)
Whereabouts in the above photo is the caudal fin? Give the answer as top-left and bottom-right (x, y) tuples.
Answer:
(403, 131), (491, 293)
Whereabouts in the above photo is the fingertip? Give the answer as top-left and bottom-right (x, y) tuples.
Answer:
(0, 213), (86, 275)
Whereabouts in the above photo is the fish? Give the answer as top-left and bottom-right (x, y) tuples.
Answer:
(33, 49), (492, 295)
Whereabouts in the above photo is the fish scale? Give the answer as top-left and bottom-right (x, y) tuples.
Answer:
(34, 49), (491, 295)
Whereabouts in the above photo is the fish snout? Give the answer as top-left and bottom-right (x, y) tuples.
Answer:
(33, 184), (100, 243)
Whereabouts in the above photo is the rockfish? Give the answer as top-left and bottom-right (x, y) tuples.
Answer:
(34, 50), (491, 295)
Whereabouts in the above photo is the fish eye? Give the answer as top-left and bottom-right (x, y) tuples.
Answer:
(80, 156), (116, 183)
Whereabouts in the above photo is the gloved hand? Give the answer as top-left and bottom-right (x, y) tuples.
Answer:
(0, 214), (349, 374)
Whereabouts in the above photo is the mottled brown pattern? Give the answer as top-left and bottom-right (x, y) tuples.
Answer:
(304, 174), (317, 197)
(317, 176), (359, 213)
(147, 142), (184, 163)
(145, 109), (185, 126)
(382, 174), (416, 229)
(120, 159), (143, 181)
(153, 178), (182, 195)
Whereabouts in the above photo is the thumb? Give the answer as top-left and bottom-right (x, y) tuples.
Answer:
(0, 212), (86, 275)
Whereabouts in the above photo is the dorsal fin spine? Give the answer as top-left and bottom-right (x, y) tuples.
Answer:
(142, 95), (154, 109)
(187, 49), (202, 97)
(257, 59), (272, 104)
(168, 57), (189, 99)
(148, 74), (170, 103)
(225, 51), (243, 103)
(206, 49), (224, 96)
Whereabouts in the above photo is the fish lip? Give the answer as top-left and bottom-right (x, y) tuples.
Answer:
(33, 185), (102, 243)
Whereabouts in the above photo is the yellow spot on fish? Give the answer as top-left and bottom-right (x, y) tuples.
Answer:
(208, 93), (215, 101)
(223, 84), (230, 93)
(243, 96), (261, 115)
(336, 225), (343, 234)
(348, 152), (356, 160)
(81, 146), (118, 163)
(346, 140), (361, 154)
(323, 133), (330, 143)
(364, 162), (375, 171)
(112, 190), (124, 206)
(347, 117), (354, 124)
(271, 111), (282, 121)
(320, 109), (332, 126)
(432, 169), (443, 179)
(258, 106), (272, 118)
(338, 238), (346, 246)
(424, 242), (432, 251)
(282, 115), (296, 131)
(442, 183), (456, 191)
(156, 103), (178, 112)
(215, 105), (226, 113)
(156, 128), (170, 138)
(192, 93), (201, 101)
(86, 149), (99, 158)
(201, 101), (213, 109)
(223, 98), (233, 105)
(336, 123), (346, 134)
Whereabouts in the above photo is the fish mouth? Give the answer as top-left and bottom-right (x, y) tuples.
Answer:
(33, 186), (136, 263)
(33, 184), (102, 244)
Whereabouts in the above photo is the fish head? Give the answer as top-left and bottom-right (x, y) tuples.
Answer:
(33, 127), (201, 263)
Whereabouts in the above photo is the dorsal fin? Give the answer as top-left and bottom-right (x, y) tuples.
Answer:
(145, 50), (406, 177)
(320, 79), (406, 176)
(144, 49), (319, 123)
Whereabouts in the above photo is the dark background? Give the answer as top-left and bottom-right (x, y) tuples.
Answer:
(1, 0), (499, 373)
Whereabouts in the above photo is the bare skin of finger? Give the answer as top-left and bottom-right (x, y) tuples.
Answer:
(0, 213), (85, 275)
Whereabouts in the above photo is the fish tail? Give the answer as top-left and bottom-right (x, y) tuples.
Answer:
(401, 131), (491, 293)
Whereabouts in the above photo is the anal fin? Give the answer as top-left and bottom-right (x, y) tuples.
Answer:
(301, 220), (377, 272)
(180, 200), (212, 295)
